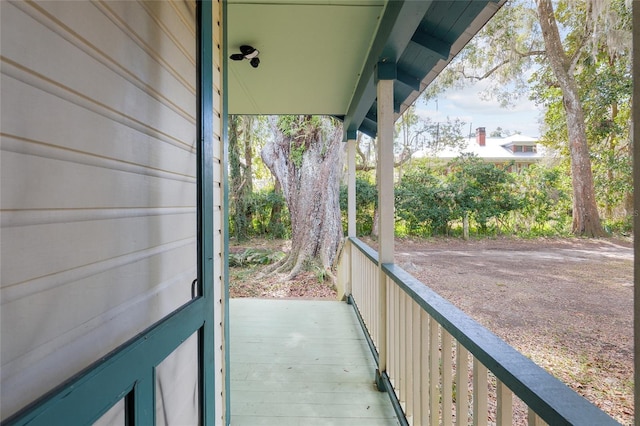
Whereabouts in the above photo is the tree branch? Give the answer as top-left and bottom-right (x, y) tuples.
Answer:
(458, 49), (546, 81)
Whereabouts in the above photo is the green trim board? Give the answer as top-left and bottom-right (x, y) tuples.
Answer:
(375, 61), (396, 82)
(197, 0), (217, 424)
(342, 0), (431, 136)
(347, 0), (503, 138)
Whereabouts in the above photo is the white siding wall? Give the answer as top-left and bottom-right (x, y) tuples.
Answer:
(0, 0), (223, 421)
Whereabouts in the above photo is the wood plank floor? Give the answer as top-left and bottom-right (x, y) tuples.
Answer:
(230, 298), (399, 425)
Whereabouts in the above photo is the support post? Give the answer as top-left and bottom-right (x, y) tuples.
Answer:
(347, 132), (357, 239)
(346, 131), (357, 299)
(375, 61), (395, 389)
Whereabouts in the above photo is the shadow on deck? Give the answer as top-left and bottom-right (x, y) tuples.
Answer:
(230, 298), (399, 425)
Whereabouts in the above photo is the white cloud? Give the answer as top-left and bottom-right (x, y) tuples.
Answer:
(415, 84), (543, 137)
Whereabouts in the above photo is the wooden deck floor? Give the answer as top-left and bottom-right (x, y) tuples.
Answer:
(230, 298), (399, 425)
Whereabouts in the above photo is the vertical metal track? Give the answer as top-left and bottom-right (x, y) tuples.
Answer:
(222, 0), (232, 420)
(197, 1), (216, 424)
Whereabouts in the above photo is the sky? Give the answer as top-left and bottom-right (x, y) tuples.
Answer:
(414, 78), (544, 138)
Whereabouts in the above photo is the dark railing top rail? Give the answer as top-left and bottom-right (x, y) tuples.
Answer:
(350, 237), (379, 265)
(348, 237), (619, 425)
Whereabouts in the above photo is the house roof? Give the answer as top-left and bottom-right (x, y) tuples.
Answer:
(226, 0), (506, 138)
(423, 134), (549, 162)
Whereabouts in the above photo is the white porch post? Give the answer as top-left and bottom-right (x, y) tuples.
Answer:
(346, 131), (357, 299)
(347, 132), (357, 238)
(375, 61), (395, 388)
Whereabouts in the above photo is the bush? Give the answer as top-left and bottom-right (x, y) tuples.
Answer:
(395, 169), (452, 236)
(250, 189), (290, 239)
(447, 154), (519, 234)
(392, 156), (573, 238)
(340, 174), (377, 236)
(511, 164), (572, 236)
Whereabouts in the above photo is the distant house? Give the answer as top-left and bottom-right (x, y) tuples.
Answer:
(423, 127), (548, 173)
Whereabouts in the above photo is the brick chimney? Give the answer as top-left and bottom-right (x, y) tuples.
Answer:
(476, 127), (486, 146)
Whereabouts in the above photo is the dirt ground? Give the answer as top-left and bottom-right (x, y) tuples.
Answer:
(230, 237), (634, 424)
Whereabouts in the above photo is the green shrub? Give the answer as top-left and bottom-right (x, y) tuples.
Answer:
(340, 174), (377, 236)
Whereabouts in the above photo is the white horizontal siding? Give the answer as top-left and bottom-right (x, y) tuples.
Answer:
(0, 0), (203, 420)
(1, 78), (196, 184)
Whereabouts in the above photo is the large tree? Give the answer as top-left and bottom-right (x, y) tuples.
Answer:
(531, 0), (632, 221)
(536, 0), (603, 236)
(229, 115), (251, 241)
(426, 0), (632, 236)
(261, 115), (345, 280)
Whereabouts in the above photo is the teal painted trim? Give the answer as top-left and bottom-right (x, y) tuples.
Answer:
(379, 371), (409, 425)
(345, 129), (357, 141)
(396, 68), (420, 91)
(343, 0), (403, 134)
(347, 295), (378, 365)
(2, 299), (206, 426)
(221, 1), (232, 424)
(343, 0), (433, 134)
(132, 367), (155, 425)
(375, 61), (396, 81)
(410, 30), (451, 60)
(196, 1), (217, 425)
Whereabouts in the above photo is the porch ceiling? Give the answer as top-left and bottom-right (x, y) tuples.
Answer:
(226, 0), (505, 138)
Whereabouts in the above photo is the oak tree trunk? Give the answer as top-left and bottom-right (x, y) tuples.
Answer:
(261, 116), (345, 280)
(229, 115), (251, 240)
(537, 0), (605, 236)
(243, 116), (254, 227)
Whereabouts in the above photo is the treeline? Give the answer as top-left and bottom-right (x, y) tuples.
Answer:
(342, 155), (572, 238)
(230, 154), (631, 241)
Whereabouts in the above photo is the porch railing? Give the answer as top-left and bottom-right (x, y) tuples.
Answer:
(342, 237), (619, 426)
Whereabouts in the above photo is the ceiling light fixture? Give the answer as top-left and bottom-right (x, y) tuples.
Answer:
(230, 45), (260, 68)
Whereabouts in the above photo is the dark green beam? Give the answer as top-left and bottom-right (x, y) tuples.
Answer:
(343, 0), (433, 137)
(410, 30), (451, 60)
(396, 68), (420, 91)
(359, 117), (377, 138)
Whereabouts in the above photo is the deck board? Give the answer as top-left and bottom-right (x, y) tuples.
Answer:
(230, 299), (399, 425)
